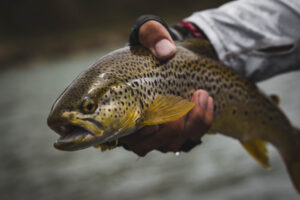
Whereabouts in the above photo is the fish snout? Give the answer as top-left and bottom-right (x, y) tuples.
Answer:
(47, 110), (70, 136)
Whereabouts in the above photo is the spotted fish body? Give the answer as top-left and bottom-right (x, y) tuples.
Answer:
(47, 39), (300, 193)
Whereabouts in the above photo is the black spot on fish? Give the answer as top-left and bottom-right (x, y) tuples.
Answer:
(232, 109), (236, 115)
(133, 81), (139, 87)
(66, 106), (73, 111)
(139, 99), (144, 109)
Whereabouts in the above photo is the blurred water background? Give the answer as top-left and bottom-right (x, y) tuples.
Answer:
(0, 1), (299, 199)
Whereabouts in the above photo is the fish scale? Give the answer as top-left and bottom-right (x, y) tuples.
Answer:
(47, 39), (300, 193)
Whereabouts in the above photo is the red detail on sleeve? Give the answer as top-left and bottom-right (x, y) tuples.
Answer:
(179, 21), (203, 38)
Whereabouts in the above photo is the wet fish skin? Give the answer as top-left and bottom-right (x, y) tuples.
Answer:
(47, 39), (300, 193)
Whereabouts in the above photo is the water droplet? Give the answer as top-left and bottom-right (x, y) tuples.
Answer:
(175, 152), (180, 156)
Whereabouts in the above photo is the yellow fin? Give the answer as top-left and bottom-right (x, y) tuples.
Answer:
(94, 140), (118, 152)
(270, 94), (280, 106)
(119, 106), (140, 131)
(240, 139), (270, 169)
(141, 95), (194, 126)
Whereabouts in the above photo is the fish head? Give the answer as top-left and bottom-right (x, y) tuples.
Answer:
(47, 71), (142, 151)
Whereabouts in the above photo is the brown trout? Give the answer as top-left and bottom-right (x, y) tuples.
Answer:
(47, 39), (300, 193)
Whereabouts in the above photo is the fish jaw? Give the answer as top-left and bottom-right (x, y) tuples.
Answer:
(48, 111), (111, 151)
(53, 124), (97, 151)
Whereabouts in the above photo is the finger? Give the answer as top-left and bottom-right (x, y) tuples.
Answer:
(198, 89), (209, 110)
(204, 96), (214, 125)
(132, 120), (183, 154)
(156, 126), (182, 152)
(185, 90), (206, 129)
(119, 126), (158, 144)
(185, 90), (211, 140)
(119, 123), (182, 156)
(118, 126), (159, 156)
(179, 139), (202, 152)
(153, 123), (184, 153)
(139, 20), (176, 60)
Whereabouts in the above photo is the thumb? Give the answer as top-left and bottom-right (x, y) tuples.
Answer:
(139, 20), (176, 61)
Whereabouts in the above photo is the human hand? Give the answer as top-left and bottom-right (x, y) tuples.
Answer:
(118, 90), (214, 156)
(135, 20), (177, 61)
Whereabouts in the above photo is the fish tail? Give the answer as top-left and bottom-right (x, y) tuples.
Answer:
(282, 127), (300, 193)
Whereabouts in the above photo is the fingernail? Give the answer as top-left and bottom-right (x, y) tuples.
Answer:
(207, 97), (214, 113)
(197, 91), (202, 106)
(199, 91), (208, 108)
(154, 39), (175, 58)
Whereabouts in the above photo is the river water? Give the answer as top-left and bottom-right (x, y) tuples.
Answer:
(0, 48), (299, 200)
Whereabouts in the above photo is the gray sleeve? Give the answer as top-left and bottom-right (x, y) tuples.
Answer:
(184, 0), (300, 82)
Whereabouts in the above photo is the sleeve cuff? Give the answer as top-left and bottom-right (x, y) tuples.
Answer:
(183, 14), (229, 63)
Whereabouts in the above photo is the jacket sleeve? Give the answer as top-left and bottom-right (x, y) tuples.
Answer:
(184, 0), (300, 82)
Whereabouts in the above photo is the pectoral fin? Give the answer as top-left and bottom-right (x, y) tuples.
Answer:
(140, 95), (194, 126)
(119, 106), (140, 131)
(94, 140), (118, 152)
(240, 139), (270, 169)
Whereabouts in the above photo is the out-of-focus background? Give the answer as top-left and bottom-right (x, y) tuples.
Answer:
(0, 0), (299, 199)
(0, 0), (230, 68)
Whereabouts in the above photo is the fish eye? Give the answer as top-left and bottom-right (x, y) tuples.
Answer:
(81, 98), (97, 114)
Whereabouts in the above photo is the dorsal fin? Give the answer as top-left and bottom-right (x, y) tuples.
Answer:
(177, 38), (218, 59)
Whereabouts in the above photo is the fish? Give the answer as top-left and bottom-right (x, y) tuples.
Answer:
(47, 39), (300, 193)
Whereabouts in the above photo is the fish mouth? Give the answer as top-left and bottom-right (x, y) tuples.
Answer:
(54, 124), (97, 151)
(51, 117), (111, 151)
(48, 112), (135, 151)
